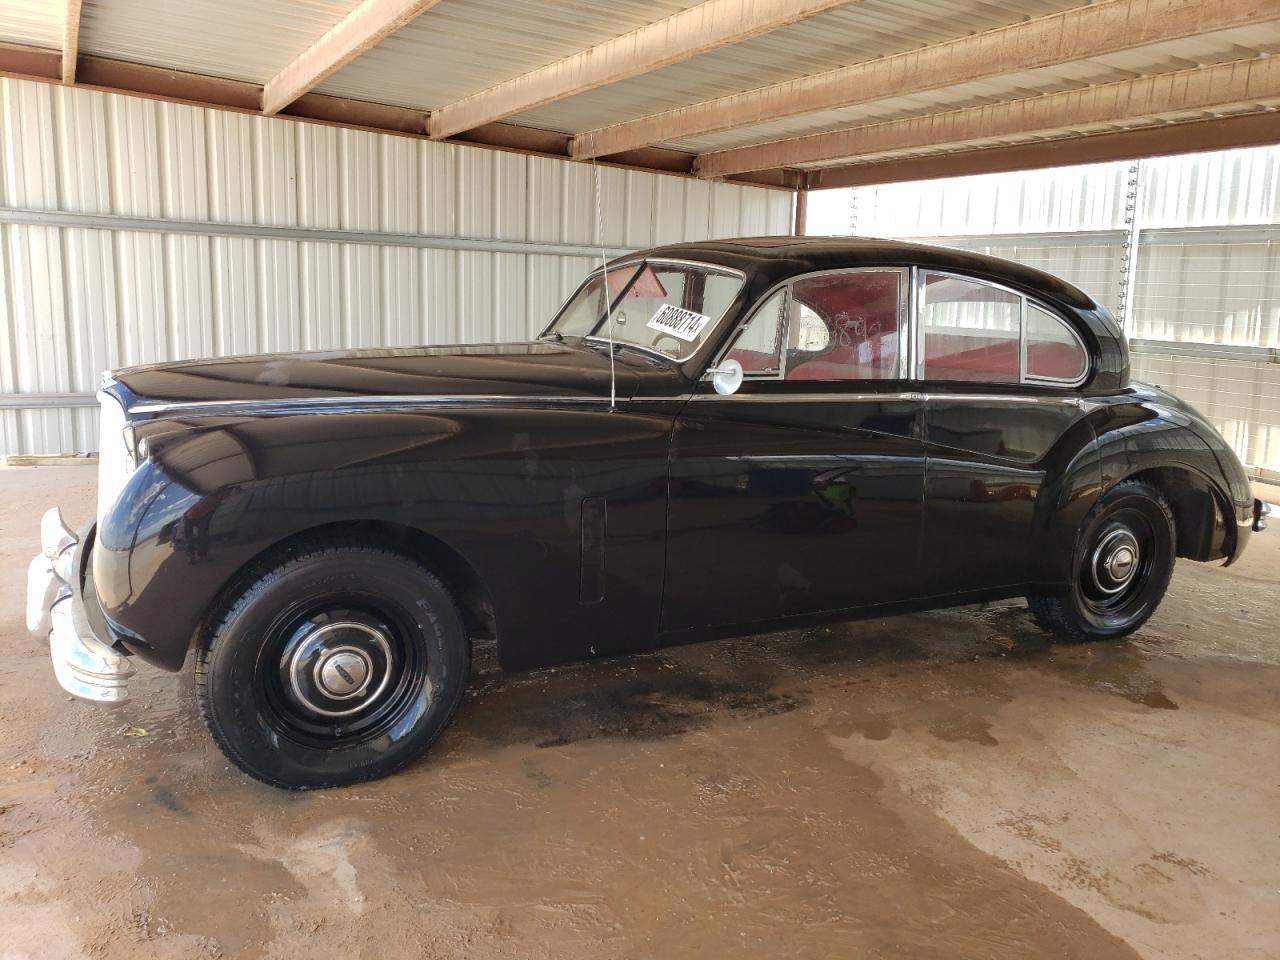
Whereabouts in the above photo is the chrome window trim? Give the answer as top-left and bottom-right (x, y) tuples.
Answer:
(1022, 299), (1091, 387)
(916, 269), (1091, 389)
(580, 337), (676, 365)
(538, 261), (640, 340)
(909, 265), (924, 381)
(710, 266), (913, 385)
(711, 279), (791, 382)
(717, 285), (789, 379)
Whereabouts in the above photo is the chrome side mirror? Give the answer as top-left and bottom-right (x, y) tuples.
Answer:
(706, 358), (744, 396)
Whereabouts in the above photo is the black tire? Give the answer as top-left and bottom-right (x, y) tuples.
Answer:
(195, 538), (470, 789)
(1028, 479), (1176, 642)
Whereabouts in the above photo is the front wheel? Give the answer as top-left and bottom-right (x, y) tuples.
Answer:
(196, 539), (470, 789)
(1028, 479), (1176, 641)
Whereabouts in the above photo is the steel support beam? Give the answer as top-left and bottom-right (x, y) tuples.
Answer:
(0, 206), (637, 258)
(1, 394), (97, 410)
(1129, 339), (1280, 363)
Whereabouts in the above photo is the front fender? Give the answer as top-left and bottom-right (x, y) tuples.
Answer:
(94, 400), (679, 671)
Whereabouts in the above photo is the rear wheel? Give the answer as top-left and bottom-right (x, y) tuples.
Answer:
(1028, 480), (1176, 641)
(196, 539), (469, 789)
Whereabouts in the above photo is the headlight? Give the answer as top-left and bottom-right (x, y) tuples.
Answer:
(96, 384), (137, 526)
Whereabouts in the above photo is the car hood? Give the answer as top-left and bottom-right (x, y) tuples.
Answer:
(109, 341), (658, 411)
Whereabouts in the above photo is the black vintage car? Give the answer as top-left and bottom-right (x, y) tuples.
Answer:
(27, 237), (1266, 788)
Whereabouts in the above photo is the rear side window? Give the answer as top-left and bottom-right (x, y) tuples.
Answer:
(1026, 303), (1088, 383)
(921, 274), (1021, 384)
(920, 272), (1088, 386)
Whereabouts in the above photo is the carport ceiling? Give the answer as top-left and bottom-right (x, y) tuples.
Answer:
(2, 0), (1280, 189)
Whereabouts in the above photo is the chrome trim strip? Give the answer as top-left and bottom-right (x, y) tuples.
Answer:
(0, 392), (99, 409)
(1019, 290), (1029, 380)
(693, 392), (916, 403)
(127, 394), (687, 416)
(910, 265), (924, 380)
(690, 391), (1081, 405)
(581, 337), (675, 364)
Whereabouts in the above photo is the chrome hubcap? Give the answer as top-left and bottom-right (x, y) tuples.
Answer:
(1090, 528), (1141, 596)
(317, 648), (372, 699)
(285, 621), (394, 718)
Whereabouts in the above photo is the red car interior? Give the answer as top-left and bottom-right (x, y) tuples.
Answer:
(726, 269), (1085, 383)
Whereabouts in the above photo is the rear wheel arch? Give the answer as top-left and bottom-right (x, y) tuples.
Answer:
(1116, 465), (1234, 562)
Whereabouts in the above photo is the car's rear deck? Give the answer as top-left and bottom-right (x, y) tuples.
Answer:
(2, 464), (1278, 959)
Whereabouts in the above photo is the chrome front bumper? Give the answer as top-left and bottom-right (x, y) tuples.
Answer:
(26, 508), (135, 703)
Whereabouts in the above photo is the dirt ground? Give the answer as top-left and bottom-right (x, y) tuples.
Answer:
(1, 465), (1277, 960)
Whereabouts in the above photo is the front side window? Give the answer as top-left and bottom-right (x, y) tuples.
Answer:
(545, 260), (744, 361)
(921, 273), (1022, 384)
(785, 271), (903, 381)
(725, 289), (786, 375)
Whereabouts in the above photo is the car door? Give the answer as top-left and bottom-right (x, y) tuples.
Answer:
(662, 268), (926, 634)
(916, 271), (1094, 597)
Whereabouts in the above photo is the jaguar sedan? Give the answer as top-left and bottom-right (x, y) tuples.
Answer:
(26, 237), (1266, 788)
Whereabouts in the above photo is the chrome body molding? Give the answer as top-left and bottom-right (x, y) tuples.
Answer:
(130, 390), (1086, 416)
(691, 390), (1082, 406)
(126, 394), (688, 417)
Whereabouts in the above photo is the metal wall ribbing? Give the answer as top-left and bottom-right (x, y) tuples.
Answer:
(0, 78), (793, 455)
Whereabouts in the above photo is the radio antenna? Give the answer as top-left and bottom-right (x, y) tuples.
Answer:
(588, 132), (617, 412)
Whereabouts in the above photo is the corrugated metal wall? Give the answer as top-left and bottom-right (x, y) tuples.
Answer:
(0, 77), (793, 455)
(1129, 350), (1280, 472)
(817, 148), (1280, 475)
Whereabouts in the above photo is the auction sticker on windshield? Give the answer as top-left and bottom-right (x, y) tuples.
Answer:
(647, 304), (712, 342)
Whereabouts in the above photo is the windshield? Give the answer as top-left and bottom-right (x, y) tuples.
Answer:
(543, 260), (745, 361)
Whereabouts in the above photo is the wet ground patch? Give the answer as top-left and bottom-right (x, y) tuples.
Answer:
(460, 653), (804, 749)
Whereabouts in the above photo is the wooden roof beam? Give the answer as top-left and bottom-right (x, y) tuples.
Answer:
(262, 0), (445, 116)
(0, 42), (798, 191)
(807, 112), (1280, 188)
(695, 56), (1280, 179)
(61, 0), (83, 84)
(427, 0), (856, 141)
(572, 0), (1280, 160)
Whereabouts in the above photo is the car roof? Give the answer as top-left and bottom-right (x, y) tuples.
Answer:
(631, 235), (1098, 312)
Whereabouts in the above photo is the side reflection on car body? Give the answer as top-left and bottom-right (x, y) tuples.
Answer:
(26, 237), (1267, 789)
